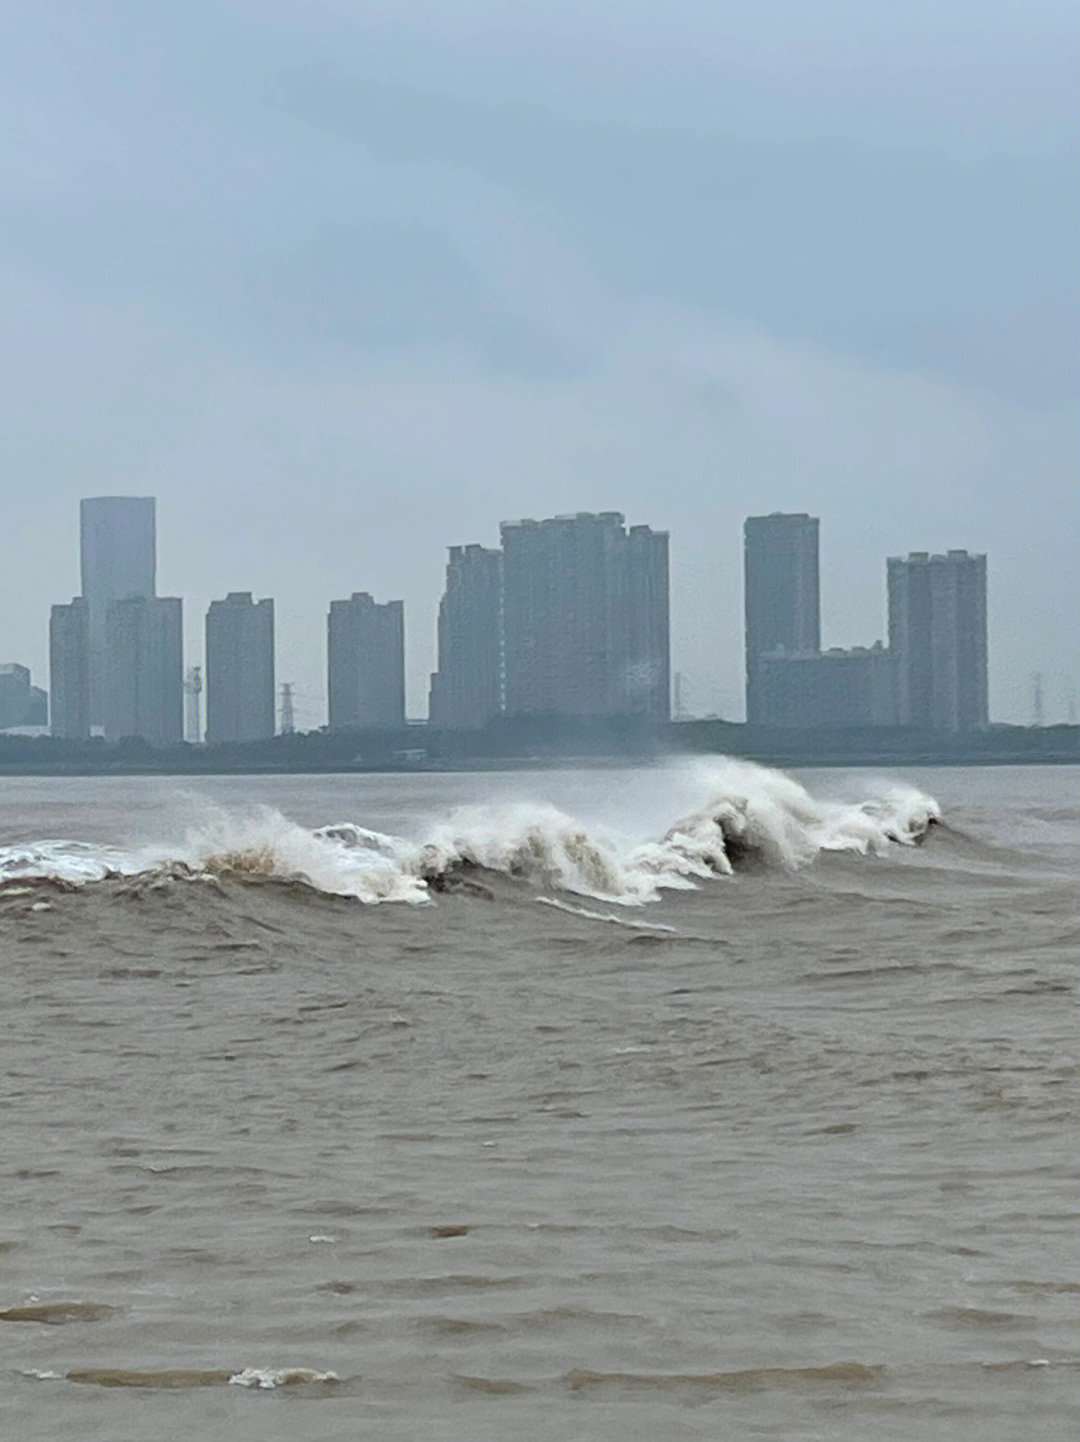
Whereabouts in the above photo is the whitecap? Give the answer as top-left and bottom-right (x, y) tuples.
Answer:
(227, 1366), (339, 1389)
(0, 760), (940, 908)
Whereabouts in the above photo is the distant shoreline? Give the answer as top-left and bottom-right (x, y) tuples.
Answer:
(2, 719), (1080, 776)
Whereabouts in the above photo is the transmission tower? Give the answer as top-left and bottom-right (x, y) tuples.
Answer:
(280, 682), (295, 735)
(1030, 671), (1045, 728)
(184, 666), (202, 743)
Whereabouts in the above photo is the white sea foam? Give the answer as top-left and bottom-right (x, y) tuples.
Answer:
(166, 805), (424, 904)
(0, 838), (135, 883)
(537, 896), (680, 930)
(415, 801), (652, 900)
(227, 1366), (339, 1388)
(0, 761), (939, 906)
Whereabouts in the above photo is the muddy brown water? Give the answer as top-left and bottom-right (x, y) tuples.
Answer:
(2, 763), (1079, 1439)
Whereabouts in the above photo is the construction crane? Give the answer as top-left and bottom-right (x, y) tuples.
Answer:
(184, 666), (202, 743)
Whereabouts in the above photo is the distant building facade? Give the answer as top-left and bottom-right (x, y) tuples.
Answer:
(888, 550), (988, 732)
(499, 512), (670, 721)
(327, 593), (405, 730)
(755, 644), (897, 728)
(80, 496), (157, 724)
(626, 524), (671, 722)
(0, 664), (47, 730)
(429, 545), (503, 731)
(104, 595), (183, 746)
(205, 593), (275, 743)
(50, 599), (91, 739)
(744, 513), (821, 724)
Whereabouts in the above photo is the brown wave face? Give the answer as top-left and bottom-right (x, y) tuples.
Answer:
(0, 874), (82, 897)
(0, 1301), (119, 1324)
(452, 1374), (535, 1395)
(67, 1368), (232, 1389)
(562, 1362), (885, 1393)
(198, 848), (288, 879)
(415, 857), (497, 898)
(65, 1367), (342, 1389)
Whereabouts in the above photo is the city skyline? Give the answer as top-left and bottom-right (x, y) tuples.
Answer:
(745, 511), (988, 732)
(26, 494), (1002, 738)
(8, 490), (1032, 738)
(10, 490), (1061, 729)
(2, 4), (1076, 729)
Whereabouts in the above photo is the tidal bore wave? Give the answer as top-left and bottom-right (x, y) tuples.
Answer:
(0, 761), (939, 907)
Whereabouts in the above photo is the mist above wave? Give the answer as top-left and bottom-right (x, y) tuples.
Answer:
(0, 760), (939, 906)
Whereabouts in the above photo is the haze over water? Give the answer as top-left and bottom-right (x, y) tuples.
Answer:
(2, 761), (1079, 1438)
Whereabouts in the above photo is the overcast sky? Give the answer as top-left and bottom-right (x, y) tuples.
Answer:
(3, 1), (1077, 724)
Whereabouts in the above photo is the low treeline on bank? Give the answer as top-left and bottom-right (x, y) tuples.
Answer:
(1, 716), (1080, 774)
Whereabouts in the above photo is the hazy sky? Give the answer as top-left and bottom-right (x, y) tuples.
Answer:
(4, 1), (1077, 724)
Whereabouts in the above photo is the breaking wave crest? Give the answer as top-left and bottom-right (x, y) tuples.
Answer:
(0, 760), (939, 906)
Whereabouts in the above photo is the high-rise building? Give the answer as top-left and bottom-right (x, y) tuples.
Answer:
(205, 593), (275, 744)
(103, 595), (183, 746)
(429, 545), (503, 730)
(887, 554), (932, 728)
(327, 593), (405, 730)
(626, 524), (671, 723)
(744, 513), (820, 723)
(0, 664), (47, 730)
(80, 497), (156, 723)
(888, 550), (988, 732)
(50, 599), (90, 739)
(499, 512), (670, 720)
(755, 644), (897, 728)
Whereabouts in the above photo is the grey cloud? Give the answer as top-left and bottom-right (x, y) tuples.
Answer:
(0, 202), (582, 379)
(7, 13), (1074, 398)
(274, 64), (1080, 403)
(244, 220), (583, 375)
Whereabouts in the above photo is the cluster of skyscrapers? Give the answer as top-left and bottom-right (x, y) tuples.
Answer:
(430, 512), (671, 730)
(33, 497), (988, 744)
(744, 513), (988, 732)
(49, 498), (271, 744)
(46, 500), (669, 743)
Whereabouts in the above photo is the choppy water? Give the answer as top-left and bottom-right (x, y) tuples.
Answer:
(2, 760), (1079, 1439)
